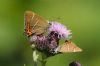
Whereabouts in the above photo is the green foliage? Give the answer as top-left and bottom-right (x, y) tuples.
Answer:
(0, 0), (100, 66)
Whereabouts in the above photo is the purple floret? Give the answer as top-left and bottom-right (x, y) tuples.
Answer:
(48, 21), (72, 40)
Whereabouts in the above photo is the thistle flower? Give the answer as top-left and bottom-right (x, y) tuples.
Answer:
(47, 31), (60, 53)
(30, 33), (59, 54)
(30, 21), (72, 54)
(69, 61), (82, 66)
(30, 34), (47, 51)
(48, 21), (72, 40)
(30, 35), (37, 43)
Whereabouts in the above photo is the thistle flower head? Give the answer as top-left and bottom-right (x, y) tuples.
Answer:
(48, 21), (72, 40)
(30, 35), (37, 43)
(69, 61), (82, 66)
(30, 33), (59, 54)
(29, 21), (72, 54)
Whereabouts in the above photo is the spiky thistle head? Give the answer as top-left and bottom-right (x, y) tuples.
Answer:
(48, 21), (72, 40)
(29, 21), (72, 54)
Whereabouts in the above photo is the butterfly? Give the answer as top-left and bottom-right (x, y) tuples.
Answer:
(24, 11), (82, 53)
(56, 40), (82, 53)
(24, 11), (49, 37)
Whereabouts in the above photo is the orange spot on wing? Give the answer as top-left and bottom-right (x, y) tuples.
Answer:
(26, 22), (33, 36)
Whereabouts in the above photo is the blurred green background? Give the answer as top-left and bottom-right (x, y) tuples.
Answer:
(0, 0), (100, 66)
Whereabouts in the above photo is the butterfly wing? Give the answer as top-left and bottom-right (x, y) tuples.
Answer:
(58, 41), (82, 53)
(24, 11), (49, 36)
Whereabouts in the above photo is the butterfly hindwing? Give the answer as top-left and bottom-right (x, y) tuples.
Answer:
(24, 11), (49, 36)
(58, 41), (82, 53)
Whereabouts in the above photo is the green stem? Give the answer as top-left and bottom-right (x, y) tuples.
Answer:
(41, 52), (48, 66)
(34, 62), (37, 66)
(32, 50), (39, 66)
(32, 50), (48, 66)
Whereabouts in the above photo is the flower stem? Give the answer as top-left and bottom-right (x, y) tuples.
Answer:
(32, 50), (39, 66)
(34, 62), (37, 66)
(41, 52), (48, 66)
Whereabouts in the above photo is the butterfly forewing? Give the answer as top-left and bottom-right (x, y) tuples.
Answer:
(24, 11), (49, 36)
(24, 11), (34, 36)
(58, 41), (82, 53)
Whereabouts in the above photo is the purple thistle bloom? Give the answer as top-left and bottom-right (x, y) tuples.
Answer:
(48, 21), (72, 40)
(47, 31), (60, 53)
(30, 33), (59, 54)
(30, 34), (47, 51)
(29, 21), (72, 54)
(35, 35), (47, 50)
(69, 61), (82, 66)
(30, 35), (37, 43)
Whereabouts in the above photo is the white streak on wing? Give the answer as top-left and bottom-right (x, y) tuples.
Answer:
(31, 13), (35, 20)
(67, 44), (69, 52)
(33, 20), (39, 28)
(31, 13), (39, 29)
(73, 48), (75, 52)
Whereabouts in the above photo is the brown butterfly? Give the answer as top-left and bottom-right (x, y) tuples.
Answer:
(24, 11), (49, 37)
(57, 41), (82, 53)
